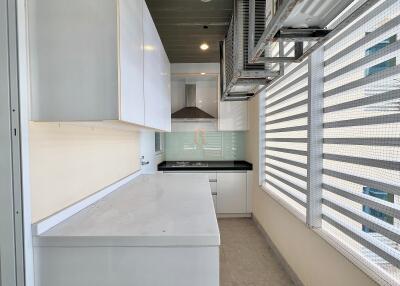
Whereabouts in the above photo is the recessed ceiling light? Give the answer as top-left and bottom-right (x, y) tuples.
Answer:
(144, 45), (155, 51)
(200, 43), (209, 51)
(201, 72), (206, 75)
(201, 0), (212, 2)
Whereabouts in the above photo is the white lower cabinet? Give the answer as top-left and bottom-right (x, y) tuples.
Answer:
(212, 194), (217, 213)
(165, 171), (249, 215)
(216, 172), (247, 214)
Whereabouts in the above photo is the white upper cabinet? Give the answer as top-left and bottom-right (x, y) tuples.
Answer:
(218, 101), (248, 131)
(119, 0), (145, 124)
(28, 0), (119, 122)
(143, 3), (171, 131)
(28, 0), (171, 131)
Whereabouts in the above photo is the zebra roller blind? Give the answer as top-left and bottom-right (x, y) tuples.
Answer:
(265, 59), (309, 214)
(323, 0), (400, 282)
(264, 0), (400, 284)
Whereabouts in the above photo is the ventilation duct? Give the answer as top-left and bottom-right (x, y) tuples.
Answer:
(220, 0), (280, 101)
(248, 0), (379, 64)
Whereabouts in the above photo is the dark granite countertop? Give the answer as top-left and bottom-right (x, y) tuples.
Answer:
(158, 161), (253, 171)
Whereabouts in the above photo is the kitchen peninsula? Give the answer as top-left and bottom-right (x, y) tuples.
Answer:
(33, 174), (220, 286)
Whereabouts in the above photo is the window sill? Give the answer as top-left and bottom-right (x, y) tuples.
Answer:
(261, 184), (306, 223)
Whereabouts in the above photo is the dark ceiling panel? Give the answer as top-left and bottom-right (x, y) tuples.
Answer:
(146, 0), (233, 63)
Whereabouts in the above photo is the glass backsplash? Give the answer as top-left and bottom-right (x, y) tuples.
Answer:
(165, 131), (245, 161)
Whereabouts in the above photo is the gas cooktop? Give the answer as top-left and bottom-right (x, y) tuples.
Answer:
(167, 161), (209, 168)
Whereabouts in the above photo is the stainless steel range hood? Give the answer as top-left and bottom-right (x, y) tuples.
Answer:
(171, 84), (215, 120)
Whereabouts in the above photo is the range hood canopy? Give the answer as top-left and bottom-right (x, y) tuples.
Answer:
(171, 84), (215, 120)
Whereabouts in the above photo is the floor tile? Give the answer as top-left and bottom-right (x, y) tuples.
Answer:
(219, 218), (295, 286)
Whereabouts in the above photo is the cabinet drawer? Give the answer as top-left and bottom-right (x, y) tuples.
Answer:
(165, 172), (216, 181)
(207, 172), (217, 182)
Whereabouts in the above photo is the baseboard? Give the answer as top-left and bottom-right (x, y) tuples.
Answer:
(252, 215), (304, 286)
(217, 213), (252, 218)
(32, 170), (142, 235)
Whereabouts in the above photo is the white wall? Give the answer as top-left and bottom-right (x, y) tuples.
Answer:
(195, 80), (218, 118)
(29, 122), (141, 223)
(246, 94), (379, 286)
(171, 80), (186, 113)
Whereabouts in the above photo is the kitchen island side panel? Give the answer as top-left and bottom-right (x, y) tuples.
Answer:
(34, 245), (219, 286)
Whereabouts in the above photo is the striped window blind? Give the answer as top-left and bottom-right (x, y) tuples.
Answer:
(263, 0), (400, 284)
(264, 59), (309, 214)
(322, 0), (400, 282)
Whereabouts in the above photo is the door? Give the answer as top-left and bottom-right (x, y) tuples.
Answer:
(0, 0), (25, 285)
(217, 172), (247, 214)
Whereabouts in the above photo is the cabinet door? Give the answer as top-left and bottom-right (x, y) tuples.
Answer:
(143, 3), (170, 131)
(218, 101), (248, 131)
(29, 0), (119, 121)
(212, 194), (217, 213)
(160, 49), (171, 131)
(119, 0), (144, 125)
(217, 172), (247, 214)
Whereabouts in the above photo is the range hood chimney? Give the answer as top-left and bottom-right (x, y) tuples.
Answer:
(171, 84), (215, 120)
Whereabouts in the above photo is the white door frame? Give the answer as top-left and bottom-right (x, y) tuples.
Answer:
(0, 0), (28, 285)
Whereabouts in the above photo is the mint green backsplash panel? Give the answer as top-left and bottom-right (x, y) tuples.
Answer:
(165, 131), (245, 161)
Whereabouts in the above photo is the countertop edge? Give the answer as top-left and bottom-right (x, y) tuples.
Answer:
(33, 234), (221, 247)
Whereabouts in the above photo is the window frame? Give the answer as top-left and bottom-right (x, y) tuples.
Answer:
(259, 2), (400, 284)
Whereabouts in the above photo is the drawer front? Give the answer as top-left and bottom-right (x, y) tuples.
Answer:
(164, 171), (217, 181)
(206, 172), (217, 181)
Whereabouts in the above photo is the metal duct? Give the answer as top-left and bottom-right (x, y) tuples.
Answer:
(221, 0), (280, 101)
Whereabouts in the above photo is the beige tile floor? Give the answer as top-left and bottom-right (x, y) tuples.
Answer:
(219, 218), (295, 286)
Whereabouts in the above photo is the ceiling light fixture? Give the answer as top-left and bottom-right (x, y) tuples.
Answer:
(201, 72), (206, 75)
(201, 0), (212, 2)
(143, 45), (155, 51)
(200, 43), (209, 51)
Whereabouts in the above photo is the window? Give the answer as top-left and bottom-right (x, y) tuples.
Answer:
(363, 187), (394, 233)
(365, 35), (396, 76)
(264, 58), (309, 215)
(262, 1), (400, 284)
(362, 35), (397, 234)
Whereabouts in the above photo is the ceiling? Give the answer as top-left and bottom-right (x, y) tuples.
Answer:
(145, 0), (233, 63)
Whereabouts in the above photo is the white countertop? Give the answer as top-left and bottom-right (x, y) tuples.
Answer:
(34, 174), (220, 247)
